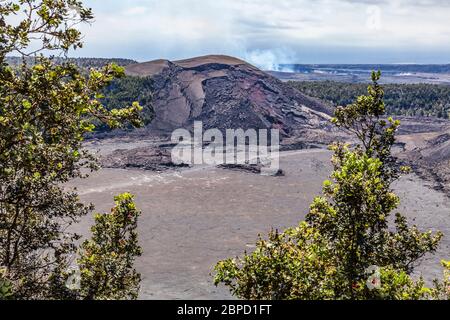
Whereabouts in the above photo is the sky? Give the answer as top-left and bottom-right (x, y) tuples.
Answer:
(74, 0), (450, 67)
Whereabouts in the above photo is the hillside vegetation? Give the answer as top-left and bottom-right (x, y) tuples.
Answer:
(290, 81), (450, 119)
(99, 76), (154, 131)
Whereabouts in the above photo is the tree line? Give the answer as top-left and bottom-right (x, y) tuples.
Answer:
(5, 56), (137, 69)
(290, 80), (450, 119)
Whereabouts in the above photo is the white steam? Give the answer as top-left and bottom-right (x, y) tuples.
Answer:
(244, 49), (296, 72)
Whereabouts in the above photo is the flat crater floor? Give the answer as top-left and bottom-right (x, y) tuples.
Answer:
(69, 149), (450, 299)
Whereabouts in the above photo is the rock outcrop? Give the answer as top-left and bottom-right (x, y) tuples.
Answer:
(126, 55), (332, 136)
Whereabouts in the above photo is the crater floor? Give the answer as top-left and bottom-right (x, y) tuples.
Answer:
(69, 148), (449, 299)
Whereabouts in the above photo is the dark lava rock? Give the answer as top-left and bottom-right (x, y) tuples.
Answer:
(217, 163), (285, 176)
(101, 146), (189, 171)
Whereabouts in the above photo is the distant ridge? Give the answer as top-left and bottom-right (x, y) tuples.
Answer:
(5, 56), (138, 69)
(126, 55), (251, 77)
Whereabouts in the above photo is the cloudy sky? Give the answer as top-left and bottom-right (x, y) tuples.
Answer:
(76, 0), (450, 66)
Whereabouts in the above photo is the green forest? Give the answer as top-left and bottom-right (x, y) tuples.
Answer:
(290, 81), (450, 118)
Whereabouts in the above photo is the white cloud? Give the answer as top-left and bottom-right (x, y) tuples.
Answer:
(77, 0), (450, 64)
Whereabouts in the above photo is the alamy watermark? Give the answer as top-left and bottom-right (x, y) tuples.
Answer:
(365, 265), (382, 290)
(170, 121), (280, 175)
(65, 265), (81, 291)
(366, 5), (382, 31)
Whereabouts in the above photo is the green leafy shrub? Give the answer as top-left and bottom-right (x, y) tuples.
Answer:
(0, 1), (146, 299)
(0, 268), (13, 300)
(214, 223), (335, 300)
(214, 72), (446, 300)
(76, 193), (142, 300)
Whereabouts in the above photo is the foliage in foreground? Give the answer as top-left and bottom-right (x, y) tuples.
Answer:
(97, 75), (155, 133)
(62, 194), (142, 300)
(214, 72), (448, 300)
(0, 1), (145, 299)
